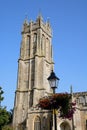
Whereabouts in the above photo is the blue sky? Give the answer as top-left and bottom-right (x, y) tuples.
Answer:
(0, 0), (87, 110)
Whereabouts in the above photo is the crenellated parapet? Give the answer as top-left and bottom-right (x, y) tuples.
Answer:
(22, 15), (52, 37)
(20, 15), (53, 63)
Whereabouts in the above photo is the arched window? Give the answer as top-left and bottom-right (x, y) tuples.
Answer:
(33, 33), (37, 44)
(34, 116), (41, 130)
(33, 33), (37, 55)
(60, 122), (71, 130)
(46, 38), (50, 60)
(41, 34), (45, 50)
(26, 36), (30, 56)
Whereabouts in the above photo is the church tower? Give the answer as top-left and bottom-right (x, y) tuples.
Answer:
(13, 15), (54, 130)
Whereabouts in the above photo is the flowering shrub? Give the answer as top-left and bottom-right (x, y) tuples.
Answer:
(38, 93), (76, 119)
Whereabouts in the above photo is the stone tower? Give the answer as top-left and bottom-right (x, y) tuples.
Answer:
(13, 15), (87, 130)
(13, 15), (54, 130)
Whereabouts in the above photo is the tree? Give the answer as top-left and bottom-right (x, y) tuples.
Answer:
(0, 107), (10, 130)
(8, 109), (13, 124)
(0, 87), (4, 107)
(0, 87), (13, 130)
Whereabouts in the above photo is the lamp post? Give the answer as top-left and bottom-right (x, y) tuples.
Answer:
(48, 70), (60, 130)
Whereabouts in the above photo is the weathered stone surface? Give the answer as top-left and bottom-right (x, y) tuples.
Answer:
(13, 16), (87, 130)
(13, 15), (54, 130)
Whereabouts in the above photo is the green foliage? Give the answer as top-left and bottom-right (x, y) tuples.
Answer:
(0, 87), (13, 130)
(8, 109), (13, 124)
(0, 107), (10, 130)
(0, 87), (4, 107)
(2, 125), (13, 130)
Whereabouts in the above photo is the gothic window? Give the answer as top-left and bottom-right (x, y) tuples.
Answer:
(29, 91), (33, 107)
(34, 116), (41, 130)
(46, 38), (50, 60)
(31, 60), (35, 88)
(33, 33), (37, 43)
(23, 63), (29, 88)
(41, 34), (45, 50)
(26, 36), (30, 56)
(60, 122), (71, 130)
(33, 33), (37, 54)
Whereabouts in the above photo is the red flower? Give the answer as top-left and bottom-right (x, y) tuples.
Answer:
(37, 93), (76, 119)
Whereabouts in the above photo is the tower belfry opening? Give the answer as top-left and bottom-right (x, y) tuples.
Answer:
(13, 15), (54, 130)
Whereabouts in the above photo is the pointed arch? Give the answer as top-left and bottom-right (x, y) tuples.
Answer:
(46, 38), (50, 60)
(41, 34), (45, 50)
(26, 35), (30, 57)
(60, 121), (71, 130)
(34, 116), (41, 130)
(33, 33), (37, 43)
(33, 33), (37, 55)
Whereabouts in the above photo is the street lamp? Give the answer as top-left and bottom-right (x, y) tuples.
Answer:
(48, 70), (60, 94)
(48, 70), (60, 130)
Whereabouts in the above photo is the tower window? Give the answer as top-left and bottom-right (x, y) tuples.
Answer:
(41, 34), (45, 50)
(26, 36), (30, 56)
(33, 33), (37, 43)
(33, 34), (37, 55)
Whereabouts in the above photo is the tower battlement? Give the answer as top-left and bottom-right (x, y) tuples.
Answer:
(22, 15), (52, 37)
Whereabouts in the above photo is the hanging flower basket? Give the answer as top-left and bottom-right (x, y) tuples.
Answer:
(37, 93), (76, 120)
